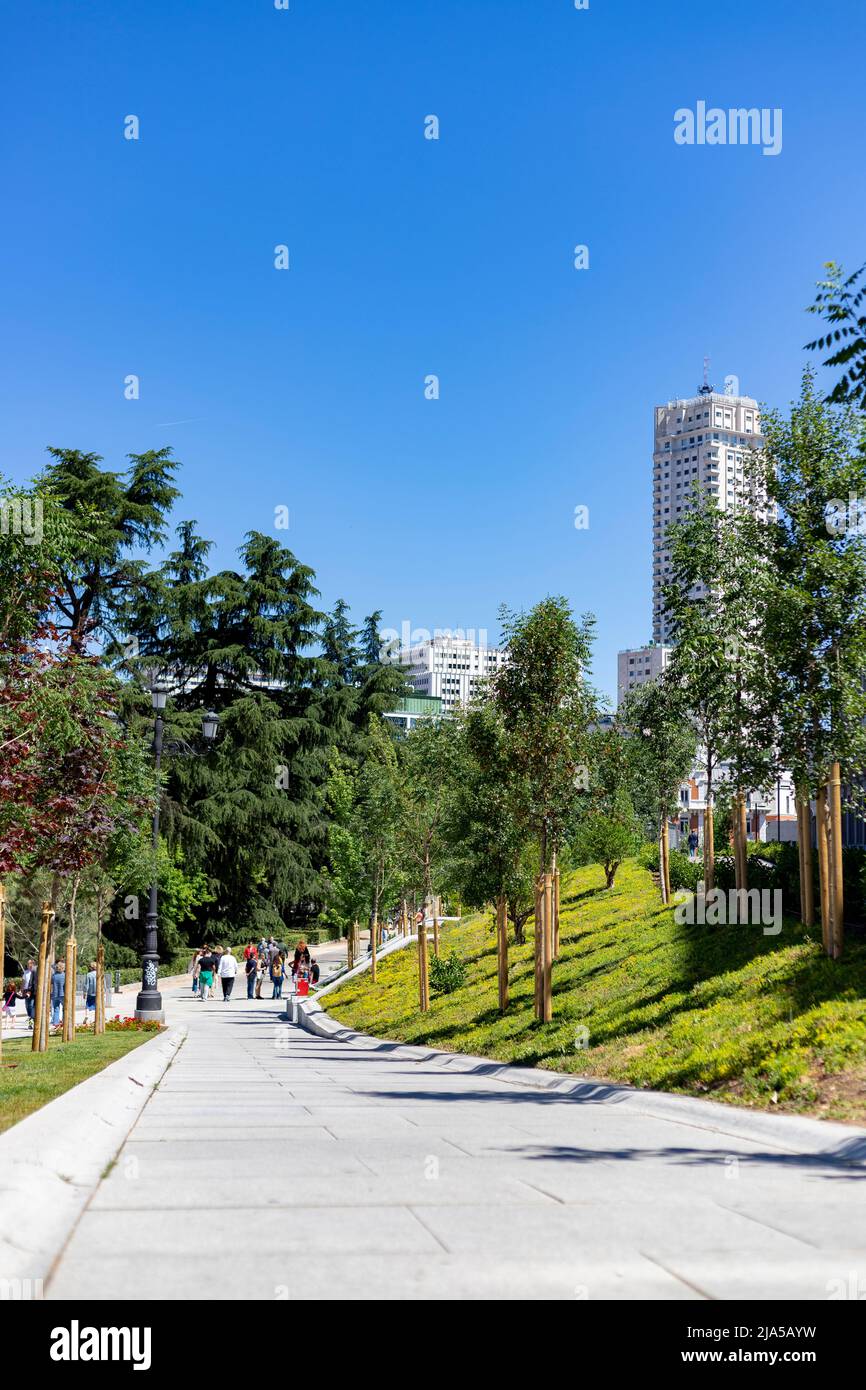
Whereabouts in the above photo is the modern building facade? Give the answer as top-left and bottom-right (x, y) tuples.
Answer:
(652, 381), (765, 645)
(382, 693), (443, 733)
(394, 634), (507, 714)
(617, 643), (672, 707)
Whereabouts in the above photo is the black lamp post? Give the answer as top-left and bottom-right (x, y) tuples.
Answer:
(135, 685), (219, 1023)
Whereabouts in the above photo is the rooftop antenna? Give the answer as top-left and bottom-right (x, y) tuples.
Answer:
(699, 355), (712, 395)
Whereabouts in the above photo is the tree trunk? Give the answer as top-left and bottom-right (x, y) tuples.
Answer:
(496, 893), (508, 1013)
(605, 864), (617, 889)
(95, 930), (106, 1036)
(795, 786), (814, 926)
(816, 786), (832, 955)
(740, 797), (749, 889)
(704, 802), (715, 892)
(733, 794), (748, 893)
(509, 900), (526, 945)
(829, 762), (844, 958)
(370, 874), (381, 983)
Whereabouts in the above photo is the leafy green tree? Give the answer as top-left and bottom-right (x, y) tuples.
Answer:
(494, 597), (597, 1020)
(37, 447), (180, 653)
(573, 725), (642, 889)
(397, 717), (461, 1009)
(445, 701), (533, 930)
(760, 370), (866, 954)
(806, 260), (866, 409)
(620, 674), (696, 904)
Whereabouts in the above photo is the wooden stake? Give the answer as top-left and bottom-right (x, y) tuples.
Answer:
(32, 902), (53, 1054)
(542, 871), (553, 1023)
(533, 875), (543, 1018)
(553, 867), (561, 958)
(659, 819), (670, 904)
(62, 936), (76, 1042)
(95, 935), (105, 1036)
(0, 883), (5, 1063)
(704, 803), (715, 892)
(816, 787), (832, 955)
(370, 914), (378, 983)
(418, 918), (430, 1012)
(829, 762), (844, 959)
(496, 894), (508, 1013)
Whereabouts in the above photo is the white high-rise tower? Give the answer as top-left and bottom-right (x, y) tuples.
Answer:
(651, 377), (764, 645)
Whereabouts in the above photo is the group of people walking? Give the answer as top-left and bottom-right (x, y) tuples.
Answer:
(2, 959), (100, 1032)
(190, 938), (320, 1004)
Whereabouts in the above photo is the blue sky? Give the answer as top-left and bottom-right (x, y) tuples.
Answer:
(1, 0), (864, 703)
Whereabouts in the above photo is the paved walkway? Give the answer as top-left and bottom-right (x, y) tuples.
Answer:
(45, 982), (866, 1301)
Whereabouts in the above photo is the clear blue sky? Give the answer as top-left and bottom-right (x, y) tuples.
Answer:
(1, 0), (864, 703)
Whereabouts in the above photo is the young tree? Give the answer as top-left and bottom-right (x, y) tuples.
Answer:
(573, 724), (642, 890)
(494, 598), (597, 1022)
(397, 718), (460, 1012)
(761, 371), (866, 956)
(620, 674), (696, 904)
(444, 701), (533, 1011)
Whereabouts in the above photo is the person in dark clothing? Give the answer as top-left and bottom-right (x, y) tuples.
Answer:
(309, 958), (320, 986)
(197, 947), (217, 1001)
(21, 959), (38, 1027)
(245, 950), (258, 999)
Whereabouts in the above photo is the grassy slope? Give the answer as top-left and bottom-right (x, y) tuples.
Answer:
(327, 860), (866, 1124)
(0, 1031), (154, 1135)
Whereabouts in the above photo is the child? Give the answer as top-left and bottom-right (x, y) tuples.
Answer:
(2, 979), (19, 1026)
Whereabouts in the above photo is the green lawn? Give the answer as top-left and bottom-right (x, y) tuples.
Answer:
(326, 860), (866, 1124)
(0, 1030), (156, 1135)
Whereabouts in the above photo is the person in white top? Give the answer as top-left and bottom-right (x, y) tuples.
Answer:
(218, 948), (238, 1003)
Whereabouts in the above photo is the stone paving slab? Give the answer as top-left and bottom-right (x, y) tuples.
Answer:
(43, 984), (866, 1301)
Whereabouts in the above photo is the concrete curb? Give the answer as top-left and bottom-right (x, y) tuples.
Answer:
(292, 1001), (866, 1165)
(0, 1025), (186, 1288)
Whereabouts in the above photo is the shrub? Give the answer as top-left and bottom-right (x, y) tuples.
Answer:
(429, 950), (467, 995)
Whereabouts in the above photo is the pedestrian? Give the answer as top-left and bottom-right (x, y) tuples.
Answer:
(191, 949), (202, 994)
(2, 980), (19, 1026)
(198, 946), (216, 1002)
(84, 961), (98, 1025)
(688, 830), (699, 861)
(218, 946), (238, 1002)
(245, 949), (258, 999)
(309, 958), (320, 986)
(21, 959), (37, 1029)
(270, 951), (284, 999)
(243, 940), (256, 961)
(50, 959), (65, 1030)
(255, 955), (265, 1000)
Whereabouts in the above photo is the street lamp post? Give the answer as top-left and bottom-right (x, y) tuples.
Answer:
(135, 685), (219, 1023)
